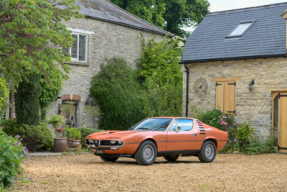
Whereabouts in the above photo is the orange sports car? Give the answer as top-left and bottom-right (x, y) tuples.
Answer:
(86, 117), (228, 165)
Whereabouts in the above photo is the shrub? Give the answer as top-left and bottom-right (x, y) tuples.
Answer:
(244, 137), (276, 155)
(80, 128), (105, 147)
(0, 119), (54, 152)
(90, 57), (145, 130)
(66, 128), (81, 140)
(0, 127), (26, 188)
(15, 73), (41, 125)
(236, 123), (255, 142)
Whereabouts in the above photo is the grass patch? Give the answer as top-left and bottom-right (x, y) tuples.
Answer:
(198, 184), (213, 190)
(41, 182), (47, 184)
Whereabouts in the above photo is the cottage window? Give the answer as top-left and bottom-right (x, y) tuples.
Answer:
(62, 33), (88, 62)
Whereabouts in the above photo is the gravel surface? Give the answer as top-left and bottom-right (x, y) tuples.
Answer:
(10, 153), (287, 191)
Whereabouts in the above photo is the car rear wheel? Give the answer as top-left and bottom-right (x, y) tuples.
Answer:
(135, 140), (157, 166)
(164, 155), (180, 162)
(100, 156), (118, 162)
(198, 141), (216, 163)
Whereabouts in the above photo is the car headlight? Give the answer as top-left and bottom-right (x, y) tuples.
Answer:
(110, 140), (116, 144)
(88, 140), (94, 144)
(118, 140), (123, 145)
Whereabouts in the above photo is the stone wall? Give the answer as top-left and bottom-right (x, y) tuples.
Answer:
(47, 17), (165, 128)
(183, 57), (287, 137)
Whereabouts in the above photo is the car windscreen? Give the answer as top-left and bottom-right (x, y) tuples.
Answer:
(128, 118), (173, 131)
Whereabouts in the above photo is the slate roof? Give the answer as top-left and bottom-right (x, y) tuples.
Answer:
(76, 0), (172, 36)
(180, 2), (287, 64)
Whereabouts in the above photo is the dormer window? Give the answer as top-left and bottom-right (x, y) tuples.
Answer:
(227, 21), (255, 38)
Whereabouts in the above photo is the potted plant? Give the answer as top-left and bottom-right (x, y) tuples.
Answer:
(69, 128), (82, 148)
(48, 114), (67, 152)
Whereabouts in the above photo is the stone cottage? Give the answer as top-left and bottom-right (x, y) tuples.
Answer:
(180, 2), (287, 153)
(22, 0), (170, 128)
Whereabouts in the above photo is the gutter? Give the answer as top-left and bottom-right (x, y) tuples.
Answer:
(179, 54), (287, 64)
(183, 64), (190, 117)
(84, 15), (174, 37)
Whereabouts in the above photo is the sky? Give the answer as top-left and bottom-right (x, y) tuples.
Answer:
(186, 0), (287, 32)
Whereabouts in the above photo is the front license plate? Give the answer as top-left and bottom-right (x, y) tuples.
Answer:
(96, 151), (104, 154)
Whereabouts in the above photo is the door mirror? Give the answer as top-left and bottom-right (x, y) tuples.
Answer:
(176, 126), (181, 132)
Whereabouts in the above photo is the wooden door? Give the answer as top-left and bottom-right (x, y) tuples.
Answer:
(216, 81), (236, 114)
(278, 94), (287, 153)
(216, 82), (224, 111)
(224, 82), (236, 114)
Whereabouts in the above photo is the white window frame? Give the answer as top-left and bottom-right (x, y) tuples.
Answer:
(64, 28), (94, 63)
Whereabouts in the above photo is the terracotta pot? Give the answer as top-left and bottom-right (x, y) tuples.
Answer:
(71, 140), (81, 148)
(67, 138), (73, 147)
(52, 138), (68, 152)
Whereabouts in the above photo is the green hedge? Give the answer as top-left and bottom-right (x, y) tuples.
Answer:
(0, 119), (54, 152)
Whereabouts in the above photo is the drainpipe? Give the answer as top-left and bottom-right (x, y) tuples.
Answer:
(184, 64), (190, 117)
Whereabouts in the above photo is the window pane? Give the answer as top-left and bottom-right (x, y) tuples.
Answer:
(169, 122), (176, 131)
(71, 34), (78, 58)
(79, 35), (86, 61)
(177, 119), (193, 131)
(229, 23), (252, 36)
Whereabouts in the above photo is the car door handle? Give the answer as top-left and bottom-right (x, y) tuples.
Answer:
(192, 134), (197, 136)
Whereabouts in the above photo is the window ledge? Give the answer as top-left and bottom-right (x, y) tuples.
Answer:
(64, 61), (89, 66)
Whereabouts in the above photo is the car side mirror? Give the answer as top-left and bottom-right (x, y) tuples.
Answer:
(176, 126), (181, 132)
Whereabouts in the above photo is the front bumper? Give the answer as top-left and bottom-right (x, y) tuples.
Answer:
(86, 140), (125, 150)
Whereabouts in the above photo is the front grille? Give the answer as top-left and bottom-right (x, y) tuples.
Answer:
(86, 140), (99, 147)
(100, 140), (122, 146)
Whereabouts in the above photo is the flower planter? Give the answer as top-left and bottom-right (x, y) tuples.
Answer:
(52, 138), (68, 152)
(71, 140), (81, 148)
(67, 138), (73, 147)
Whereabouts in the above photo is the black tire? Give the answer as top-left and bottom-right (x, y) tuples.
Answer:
(164, 155), (180, 162)
(135, 140), (157, 165)
(198, 141), (216, 163)
(100, 156), (118, 162)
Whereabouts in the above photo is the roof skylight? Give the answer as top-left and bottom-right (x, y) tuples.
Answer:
(228, 22), (253, 37)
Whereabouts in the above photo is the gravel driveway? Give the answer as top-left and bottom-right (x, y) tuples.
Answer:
(10, 153), (287, 191)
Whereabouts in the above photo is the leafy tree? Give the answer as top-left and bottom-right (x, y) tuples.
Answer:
(0, 77), (9, 118)
(138, 35), (183, 117)
(110, 0), (210, 38)
(0, 0), (83, 88)
(15, 74), (41, 125)
(90, 58), (145, 130)
(110, 0), (166, 28)
(137, 34), (183, 85)
(39, 69), (63, 120)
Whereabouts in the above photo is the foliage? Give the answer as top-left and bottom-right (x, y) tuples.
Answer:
(137, 35), (183, 85)
(48, 114), (65, 129)
(194, 108), (228, 129)
(0, 127), (27, 188)
(0, 0), (83, 88)
(62, 103), (75, 117)
(138, 35), (183, 117)
(142, 75), (182, 117)
(0, 78), (9, 118)
(85, 105), (101, 119)
(80, 128), (105, 147)
(110, 0), (210, 38)
(0, 119), (54, 152)
(66, 128), (81, 140)
(236, 123), (254, 143)
(220, 116), (238, 153)
(90, 57), (145, 130)
(244, 137), (276, 155)
(15, 73), (41, 125)
(48, 114), (65, 138)
(39, 70), (63, 120)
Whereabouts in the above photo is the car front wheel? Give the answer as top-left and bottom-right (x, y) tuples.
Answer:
(198, 141), (216, 163)
(135, 140), (157, 165)
(164, 155), (179, 162)
(100, 156), (118, 162)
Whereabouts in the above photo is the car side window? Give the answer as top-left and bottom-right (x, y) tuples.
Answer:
(168, 119), (193, 132)
(177, 119), (193, 131)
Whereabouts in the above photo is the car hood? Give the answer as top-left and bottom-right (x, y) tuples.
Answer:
(86, 130), (142, 140)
